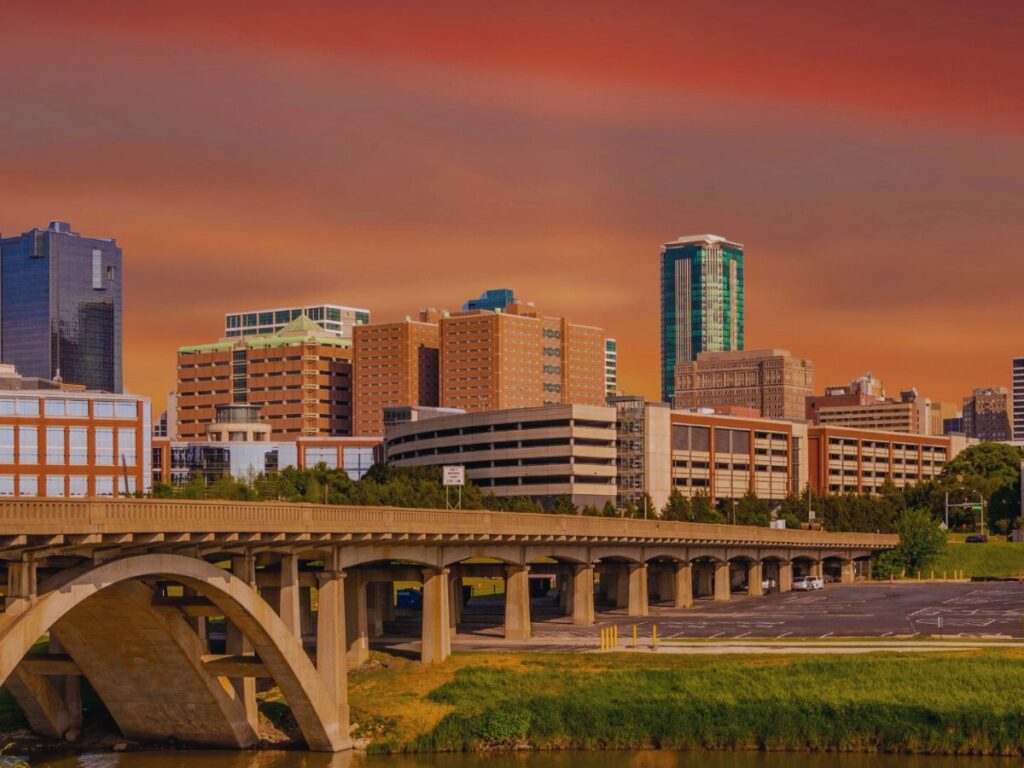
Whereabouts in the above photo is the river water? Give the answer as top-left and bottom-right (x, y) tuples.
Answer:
(29, 752), (1024, 768)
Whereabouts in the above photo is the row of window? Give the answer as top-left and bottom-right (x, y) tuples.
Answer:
(0, 426), (137, 466)
(0, 398), (137, 419)
(0, 475), (137, 497)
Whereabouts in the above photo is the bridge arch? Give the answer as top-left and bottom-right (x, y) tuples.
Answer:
(0, 554), (350, 752)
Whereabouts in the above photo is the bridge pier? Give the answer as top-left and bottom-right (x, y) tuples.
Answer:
(572, 564), (595, 625)
(674, 562), (693, 608)
(5, 559), (37, 615)
(713, 561), (731, 601)
(227, 554), (259, 732)
(841, 560), (856, 584)
(448, 575), (462, 632)
(614, 566), (630, 609)
(504, 565), (532, 640)
(421, 568), (451, 664)
(747, 561), (763, 597)
(278, 555), (302, 638)
(778, 560), (793, 592)
(299, 586), (313, 637)
(315, 559), (350, 728)
(344, 572), (369, 667)
(810, 561), (824, 580)
(626, 563), (648, 617)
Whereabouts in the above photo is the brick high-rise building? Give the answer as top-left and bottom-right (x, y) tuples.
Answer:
(672, 348), (813, 420)
(352, 312), (441, 437)
(962, 387), (1012, 442)
(176, 315), (353, 440)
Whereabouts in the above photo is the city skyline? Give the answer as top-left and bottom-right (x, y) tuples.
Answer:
(4, 2), (1023, 412)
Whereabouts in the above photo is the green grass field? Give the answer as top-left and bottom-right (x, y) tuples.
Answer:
(349, 649), (1024, 755)
(932, 537), (1024, 579)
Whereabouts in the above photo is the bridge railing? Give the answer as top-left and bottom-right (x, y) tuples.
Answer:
(0, 498), (897, 549)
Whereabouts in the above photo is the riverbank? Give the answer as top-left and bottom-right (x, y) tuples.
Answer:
(932, 537), (1024, 579)
(348, 649), (1024, 755)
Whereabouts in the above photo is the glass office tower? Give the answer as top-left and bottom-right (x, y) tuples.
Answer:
(660, 234), (744, 403)
(0, 221), (122, 392)
(1013, 357), (1024, 441)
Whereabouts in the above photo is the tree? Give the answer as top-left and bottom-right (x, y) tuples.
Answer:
(876, 507), (947, 578)
(690, 492), (724, 524)
(600, 500), (618, 518)
(733, 491), (771, 526)
(638, 493), (657, 520)
(581, 504), (600, 517)
(549, 495), (578, 516)
(661, 489), (691, 522)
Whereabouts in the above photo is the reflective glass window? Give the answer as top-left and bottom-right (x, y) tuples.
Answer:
(68, 476), (87, 497)
(0, 400), (12, 416)
(18, 426), (37, 464)
(18, 475), (38, 497)
(118, 428), (137, 466)
(44, 399), (66, 417)
(95, 428), (114, 465)
(69, 428), (88, 465)
(15, 398), (39, 416)
(45, 427), (65, 464)
(45, 475), (65, 497)
(94, 401), (114, 418)
(0, 476), (13, 496)
(66, 399), (88, 417)
(0, 427), (13, 463)
(95, 476), (114, 496)
(115, 401), (136, 419)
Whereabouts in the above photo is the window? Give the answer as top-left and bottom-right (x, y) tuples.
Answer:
(69, 428), (88, 465)
(15, 398), (39, 416)
(18, 427), (37, 464)
(68, 476), (87, 497)
(0, 476), (12, 496)
(94, 401), (114, 418)
(118, 476), (137, 495)
(95, 476), (114, 497)
(18, 475), (38, 497)
(95, 428), (114, 465)
(343, 447), (374, 481)
(45, 427), (65, 464)
(0, 427), (13, 464)
(44, 399), (66, 417)
(305, 446), (338, 469)
(66, 400), (88, 417)
(92, 249), (103, 289)
(0, 399), (13, 416)
(115, 401), (137, 419)
(45, 476), (65, 497)
(118, 428), (137, 466)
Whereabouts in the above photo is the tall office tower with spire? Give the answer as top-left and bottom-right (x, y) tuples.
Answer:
(660, 234), (744, 403)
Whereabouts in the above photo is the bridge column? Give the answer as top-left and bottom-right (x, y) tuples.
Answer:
(615, 566), (630, 609)
(658, 567), (675, 604)
(344, 572), (369, 668)
(626, 563), (649, 617)
(182, 586), (208, 648)
(367, 582), (385, 639)
(748, 561), (763, 597)
(421, 568), (451, 664)
(299, 586), (314, 637)
(572, 564), (595, 625)
(504, 565), (532, 640)
(778, 560), (793, 592)
(383, 582), (396, 623)
(713, 561), (731, 602)
(278, 554), (302, 638)
(841, 560), (856, 584)
(597, 570), (614, 605)
(316, 558), (351, 729)
(674, 562), (693, 608)
(448, 576), (462, 632)
(810, 560), (824, 580)
(227, 554), (259, 732)
(5, 559), (37, 614)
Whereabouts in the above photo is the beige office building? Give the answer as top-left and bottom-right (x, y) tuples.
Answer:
(672, 348), (814, 420)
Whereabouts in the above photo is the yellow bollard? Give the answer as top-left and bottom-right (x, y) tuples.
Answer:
(633, 624), (638, 648)
(930, 569), (934, 581)
(943, 570), (947, 582)
(652, 624), (658, 650)
(613, 624), (618, 647)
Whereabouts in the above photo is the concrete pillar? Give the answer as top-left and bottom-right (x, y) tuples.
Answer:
(299, 586), (313, 637)
(48, 636), (82, 734)
(779, 560), (793, 593)
(572, 564), (596, 625)
(659, 568), (676, 604)
(227, 554), (258, 732)
(504, 565), (532, 640)
(713, 561), (731, 601)
(316, 562), (351, 730)
(344, 572), (369, 667)
(278, 554), (302, 638)
(182, 586), (208, 649)
(841, 560), (856, 584)
(674, 562), (693, 608)
(367, 582), (385, 639)
(626, 563), (649, 617)
(615, 566), (630, 609)
(448, 576), (462, 632)
(748, 561), (763, 597)
(5, 559), (37, 614)
(598, 570), (614, 604)
(383, 582), (396, 622)
(421, 568), (451, 664)
(810, 560), (824, 580)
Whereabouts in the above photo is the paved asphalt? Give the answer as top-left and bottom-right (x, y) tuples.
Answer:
(447, 582), (1024, 641)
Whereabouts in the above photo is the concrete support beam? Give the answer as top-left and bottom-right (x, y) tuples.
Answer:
(658, 568), (675, 604)
(5, 559), (37, 614)
(747, 561), (763, 597)
(841, 560), (856, 584)
(448, 576), (463, 632)
(421, 568), (451, 664)
(278, 555), (301, 638)
(779, 560), (793, 593)
(615, 567), (630, 609)
(316, 561), (351, 729)
(367, 583), (385, 639)
(227, 554), (258, 733)
(299, 586), (313, 637)
(626, 563), (649, 617)
(713, 561), (731, 602)
(673, 562), (693, 608)
(344, 572), (369, 668)
(571, 564), (595, 626)
(810, 561), (824, 580)
(383, 582), (395, 623)
(504, 565), (532, 640)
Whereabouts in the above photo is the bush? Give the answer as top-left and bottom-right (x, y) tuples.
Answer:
(473, 705), (531, 744)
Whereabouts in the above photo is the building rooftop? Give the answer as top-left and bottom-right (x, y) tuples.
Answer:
(663, 234), (744, 249)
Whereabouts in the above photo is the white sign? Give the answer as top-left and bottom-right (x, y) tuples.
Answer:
(442, 465), (465, 487)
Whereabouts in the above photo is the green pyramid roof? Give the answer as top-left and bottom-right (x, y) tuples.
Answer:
(276, 313), (327, 337)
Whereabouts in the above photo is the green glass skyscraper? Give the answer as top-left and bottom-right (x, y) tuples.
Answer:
(660, 234), (744, 402)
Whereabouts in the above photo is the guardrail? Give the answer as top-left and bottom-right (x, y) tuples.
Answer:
(0, 499), (897, 549)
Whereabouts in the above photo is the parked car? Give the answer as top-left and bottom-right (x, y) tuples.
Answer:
(966, 535), (988, 543)
(761, 578), (776, 592)
(396, 587), (422, 610)
(792, 575), (816, 591)
(811, 576), (825, 590)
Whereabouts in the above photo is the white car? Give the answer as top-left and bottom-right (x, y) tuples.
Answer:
(792, 575), (823, 591)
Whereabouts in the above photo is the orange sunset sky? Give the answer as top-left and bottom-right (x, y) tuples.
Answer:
(3, 1), (1022, 414)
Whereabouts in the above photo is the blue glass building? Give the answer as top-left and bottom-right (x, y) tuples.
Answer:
(0, 221), (122, 392)
(660, 234), (744, 402)
(462, 288), (517, 312)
